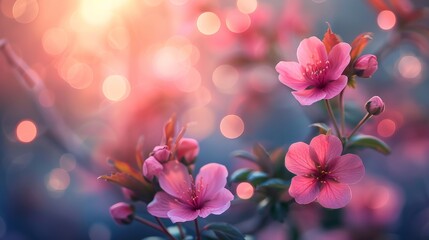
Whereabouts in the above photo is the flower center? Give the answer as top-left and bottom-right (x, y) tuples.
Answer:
(302, 60), (330, 87)
(311, 164), (336, 183)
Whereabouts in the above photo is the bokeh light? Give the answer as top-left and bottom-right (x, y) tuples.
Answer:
(42, 28), (68, 55)
(237, 0), (257, 14)
(46, 168), (70, 192)
(197, 12), (221, 35)
(65, 62), (94, 89)
(220, 114), (244, 139)
(175, 68), (201, 92)
(226, 10), (251, 34)
(79, 0), (127, 26)
(12, 0), (39, 24)
(107, 27), (129, 50)
(102, 75), (130, 101)
(60, 153), (77, 172)
(377, 10), (396, 30)
(183, 107), (215, 140)
(398, 55), (422, 79)
(377, 119), (396, 138)
(212, 64), (239, 94)
(236, 182), (254, 199)
(16, 120), (37, 143)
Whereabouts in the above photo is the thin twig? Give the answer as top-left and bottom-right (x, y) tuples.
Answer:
(324, 100), (341, 139)
(194, 218), (201, 240)
(339, 89), (346, 137)
(155, 217), (176, 240)
(134, 216), (163, 232)
(347, 113), (372, 140)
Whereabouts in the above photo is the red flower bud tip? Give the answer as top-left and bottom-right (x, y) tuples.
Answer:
(365, 96), (385, 116)
(109, 202), (134, 225)
(152, 145), (171, 163)
(176, 138), (199, 165)
(354, 54), (378, 78)
(142, 156), (163, 180)
(121, 187), (139, 201)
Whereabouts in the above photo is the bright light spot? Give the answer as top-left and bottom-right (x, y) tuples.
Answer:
(65, 63), (93, 89)
(237, 0), (257, 14)
(183, 107), (215, 140)
(80, 0), (127, 26)
(12, 0), (39, 24)
(377, 10), (396, 30)
(398, 55), (422, 79)
(153, 46), (190, 80)
(60, 153), (77, 172)
(236, 182), (254, 199)
(220, 115), (244, 139)
(212, 65), (239, 94)
(89, 223), (111, 240)
(1, 0), (16, 18)
(226, 11), (251, 34)
(102, 75), (130, 101)
(107, 27), (129, 50)
(144, 0), (162, 6)
(46, 168), (70, 192)
(377, 119), (396, 137)
(169, 0), (188, 5)
(16, 120), (37, 143)
(369, 186), (390, 209)
(42, 28), (68, 55)
(176, 68), (201, 92)
(197, 12), (221, 35)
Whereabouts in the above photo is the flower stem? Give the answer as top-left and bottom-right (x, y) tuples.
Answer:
(324, 100), (341, 139)
(194, 218), (201, 240)
(134, 216), (163, 232)
(347, 113), (372, 140)
(177, 223), (185, 239)
(155, 217), (176, 240)
(339, 89), (345, 137)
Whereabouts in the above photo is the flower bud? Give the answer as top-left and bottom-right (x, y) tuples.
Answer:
(176, 138), (199, 165)
(110, 202), (134, 225)
(354, 54), (378, 78)
(365, 96), (385, 116)
(151, 145), (170, 163)
(142, 156), (164, 180)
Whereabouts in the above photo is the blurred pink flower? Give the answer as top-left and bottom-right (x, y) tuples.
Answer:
(110, 202), (134, 225)
(176, 138), (200, 164)
(286, 134), (365, 208)
(142, 145), (171, 180)
(147, 161), (234, 223)
(276, 37), (351, 105)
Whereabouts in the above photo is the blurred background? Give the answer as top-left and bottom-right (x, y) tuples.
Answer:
(0, 0), (429, 239)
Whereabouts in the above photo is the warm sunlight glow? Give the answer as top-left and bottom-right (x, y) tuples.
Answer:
(12, 0), (39, 24)
(377, 119), (396, 138)
(176, 68), (201, 92)
(107, 27), (129, 50)
(79, 0), (127, 26)
(398, 55), (422, 79)
(16, 120), (37, 143)
(226, 11), (251, 34)
(42, 28), (68, 55)
(220, 115), (244, 139)
(102, 75), (130, 102)
(197, 12), (221, 35)
(377, 10), (396, 30)
(212, 65), (239, 94)
(237, 0), (257, 14)
(183, 107), (215, 140)
(236, 182), (254, 199)
(65, 63), (93, 89)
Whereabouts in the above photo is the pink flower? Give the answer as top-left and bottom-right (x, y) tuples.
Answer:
(176, 138), (200, 164)
(285, 134), (365, 208)
(354, 54), (378, 78)
(147, 161), (234, 223)
(110, 202), (134, 224)
(142, 156), (164, 180)
(365, 96), (385, 116)
(276, 37), (351, 105)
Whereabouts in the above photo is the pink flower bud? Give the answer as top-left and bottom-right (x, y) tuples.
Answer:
(142, 156), (163, 180)
(121, 187), (139, 201)
(152, 145), (170, 163)
(109, 202), (134, 225)
(176, 138), (199, 164)
(354, 54), (378, 78)
(365, 96), (385, 116)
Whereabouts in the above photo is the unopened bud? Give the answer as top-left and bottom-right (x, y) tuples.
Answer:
(110, 202), (134, 225)
(142, 156), (163, 180)
(365, 96), (385, 115)
(176, 138), (199, 165)
(152, 145), (170, 163)
(354, 54), (378, 78)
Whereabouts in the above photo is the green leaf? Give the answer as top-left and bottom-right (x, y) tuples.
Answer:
(256, 179), (290, 190)
(247, 171), (269, 186)
(167, 226), (186, 239)
(231, 150), (258, 164)
(309, 123), (331, 134)
(230, 169), (253, 182)
(204, 223), (245, 240)
(348, 134), (391, 155)
(252, 144), (273, 174)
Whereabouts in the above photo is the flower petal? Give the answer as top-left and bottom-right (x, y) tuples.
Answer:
(323, 75), (348, 99)
(276, 61), (308, 91)
(147, 191), (181, 218)
(167, 207), (199, 223)
(199, 188), (234, 218)
(285, 142), (315, 175)
(289, 176), (320, 204)
(318, 181), (351, 209)
(326, 42), (351, 80)
(292, 88), (326, 106)
(309, 134), (343, 167)
(330, 154), (365, 184)
(196, 163), (228, 201)
(142, 156), (163, 180)
(157, 161), (192, 200)
(297, 36), (328, 67)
